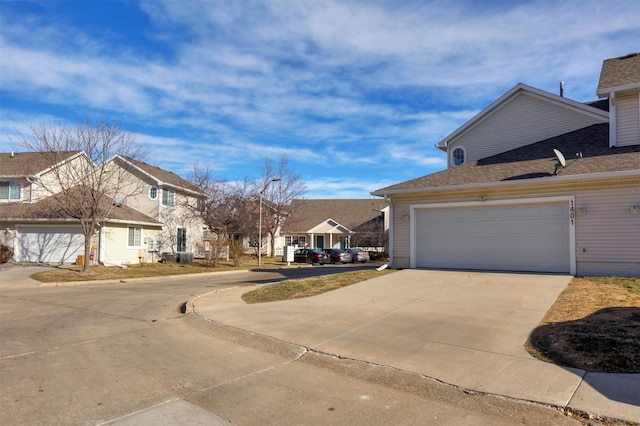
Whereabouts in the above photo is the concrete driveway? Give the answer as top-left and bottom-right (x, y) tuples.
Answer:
(193, 269), (640, 422)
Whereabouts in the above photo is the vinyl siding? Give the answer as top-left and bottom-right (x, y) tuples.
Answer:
(449, 92), (607, 165)
(388, 179), (640, 276)
(616, 93), (640, 147)
(101, 223), (162, 265)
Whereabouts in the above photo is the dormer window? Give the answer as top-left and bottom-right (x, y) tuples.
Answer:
(452, 147), (466, 166)
(149, 186), (158, 200)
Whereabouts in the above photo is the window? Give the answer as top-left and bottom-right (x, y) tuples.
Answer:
(0, 181), (21, 200)
(452, 147), (465, 166)
(128, 227), (142, 247)
(162, 188), (175, 207)
(149, 187), (158, 200)
(177, 228), (187, 252)
(285, 235), (306, 246)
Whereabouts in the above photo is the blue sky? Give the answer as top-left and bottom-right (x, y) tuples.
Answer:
(1, 1), (638, 198)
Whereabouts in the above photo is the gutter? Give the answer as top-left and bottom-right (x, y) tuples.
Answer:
(372, 169), (640, 197)
(383, 194), (393, 267)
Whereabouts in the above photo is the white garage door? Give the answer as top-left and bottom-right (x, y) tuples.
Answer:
(18, 226), (84, 264)
(415, 203), (570, 273)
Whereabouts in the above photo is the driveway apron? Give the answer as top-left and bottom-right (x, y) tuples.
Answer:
(194, 270), (585, 407)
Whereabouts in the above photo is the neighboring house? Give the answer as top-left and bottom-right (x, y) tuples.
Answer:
(107, 155), (207, 257)
(372, 53), (640, 277)
(278, 199), (389, 252)
(0, 151), (163, 265)
(1, 151), (89, 203)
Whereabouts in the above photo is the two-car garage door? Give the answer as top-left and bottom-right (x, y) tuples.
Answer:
(17, 226), (84, 264)
(414, 202), (570, 273)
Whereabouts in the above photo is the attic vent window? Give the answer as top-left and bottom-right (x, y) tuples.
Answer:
(452, 147), (466, 166)
(149, 186), (158, 200)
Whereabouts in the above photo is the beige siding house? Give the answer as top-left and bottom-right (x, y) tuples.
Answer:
(373, 53), (640, 277)
(279, 199), (389, 252)
(107, 156), (206, 258)
(0, 152), (175, 265)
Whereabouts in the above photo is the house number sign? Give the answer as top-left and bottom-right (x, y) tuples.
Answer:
(569, 199), (575, 225)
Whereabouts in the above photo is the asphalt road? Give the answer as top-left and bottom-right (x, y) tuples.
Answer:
(0, 265), (578, 425)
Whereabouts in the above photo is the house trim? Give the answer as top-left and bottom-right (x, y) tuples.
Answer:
(372, 169), (640, 197)
(436, 83), (609, 151)
(112, 155), (203, 197)
(408, 196), (576, 274)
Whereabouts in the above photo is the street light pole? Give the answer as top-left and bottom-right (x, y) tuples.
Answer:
(258, 178), (281, 267)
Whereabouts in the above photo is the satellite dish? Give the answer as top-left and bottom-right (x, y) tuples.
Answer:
(113, 197), (127, 207)
(553, 149), (566, 175)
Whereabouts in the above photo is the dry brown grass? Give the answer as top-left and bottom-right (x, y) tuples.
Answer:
(241, 269), (396, 304)
(29, 257), (285, 283)
(527, 277), (640, 373)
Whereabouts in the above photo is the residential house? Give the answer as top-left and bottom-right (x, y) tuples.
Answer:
(0, 151), (163, 265)
(372, 53), (640, 276)
(107, 155), (207, 258)
(278, 199), (389, 252)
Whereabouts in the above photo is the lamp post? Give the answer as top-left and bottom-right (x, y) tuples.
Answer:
(258, 178), (281, 267)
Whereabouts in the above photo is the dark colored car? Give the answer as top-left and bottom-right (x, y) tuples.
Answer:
(345, 248), (370, 263)
(323, 248), (353, 264)
(293, 248), (329, 265)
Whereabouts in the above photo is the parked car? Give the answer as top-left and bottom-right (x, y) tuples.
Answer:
(323, 248), (353, 264)
(293, 248), (329, 265)
(345, 248), (370, 263)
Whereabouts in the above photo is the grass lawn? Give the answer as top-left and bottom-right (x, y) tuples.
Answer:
(241, 268), (396, 304)
(29, 257), (286, 283)
(526, 276), (640, 373)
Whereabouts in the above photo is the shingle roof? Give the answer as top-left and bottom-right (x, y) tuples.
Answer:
(597, 53), (640, 96)
(0, 192), (161, 225)
(117, 156), (202, 194)
(282, 199), (388, 233)
(373, 124), (639, 194)
(0, 151), (83, 177)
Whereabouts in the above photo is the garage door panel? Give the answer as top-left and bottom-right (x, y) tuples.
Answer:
(415, 203), (570, 273)
(18, 226), (84, 264)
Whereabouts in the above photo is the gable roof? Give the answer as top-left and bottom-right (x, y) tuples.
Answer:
(0, 151), (86, 178)
(435, 83), (609, 152)
(283, 199), (388, 233)
(597, 53), (640, 97)
(373, 124), (639, 195)
(113, 155), (202, 195)
(0, 192), (162, 226)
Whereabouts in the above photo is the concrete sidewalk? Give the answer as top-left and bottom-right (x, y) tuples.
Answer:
(191, 269), (640, 424)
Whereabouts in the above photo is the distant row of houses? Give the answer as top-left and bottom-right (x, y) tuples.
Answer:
(0, 151), (388, 265)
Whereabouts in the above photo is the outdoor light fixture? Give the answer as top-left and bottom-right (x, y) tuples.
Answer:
(258, 178), (281, 267)
(577, 206), (587, 216)
(631, 205), (640, 215)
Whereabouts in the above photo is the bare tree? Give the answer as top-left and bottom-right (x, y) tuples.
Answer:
(190, 164), (255, 267)
(260, 156), (306, 258)
(15, 119), (147, 272)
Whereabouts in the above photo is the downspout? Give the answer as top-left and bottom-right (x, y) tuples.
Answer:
(99, 224), (105, 265)
(384, 194), (393, 268)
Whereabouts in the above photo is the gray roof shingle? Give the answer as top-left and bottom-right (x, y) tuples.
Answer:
(283, 199), (388, 233)
(0, 151), (83, 177)
(597, 53), (640, 95)
(374, 124), (639, 194)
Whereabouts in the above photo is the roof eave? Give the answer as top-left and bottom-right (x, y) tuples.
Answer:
(596, 82), (640, 98)
(371, 169), (640, 197)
